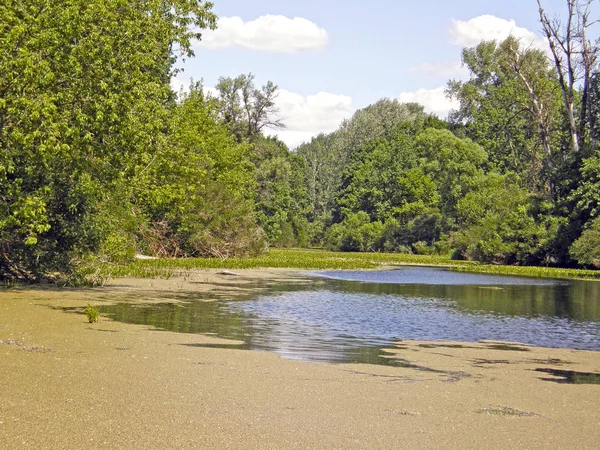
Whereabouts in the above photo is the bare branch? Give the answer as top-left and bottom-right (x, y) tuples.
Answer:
(537, 0), (581, 152)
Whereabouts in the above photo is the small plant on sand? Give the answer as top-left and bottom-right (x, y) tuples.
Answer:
(85, 304), (100, 323)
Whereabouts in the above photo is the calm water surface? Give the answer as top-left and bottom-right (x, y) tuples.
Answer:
(102, 267), (600, 365)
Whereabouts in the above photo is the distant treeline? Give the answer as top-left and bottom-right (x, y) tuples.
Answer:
(1, 1), (599, 282)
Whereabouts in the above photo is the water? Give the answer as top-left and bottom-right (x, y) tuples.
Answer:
(102, 267), (600, 365)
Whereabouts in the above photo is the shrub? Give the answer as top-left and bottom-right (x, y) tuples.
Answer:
(326, 212), (384, 252)
(570, 217), (600, 268)
(85, 304), (100, 323)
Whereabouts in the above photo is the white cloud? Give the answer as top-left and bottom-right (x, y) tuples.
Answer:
(272, 130), (325, 149)
(170, 76), (188, 94)
(197, 15), (328, 53)
(398, 87), (459, 118)
(411, 61), (469, 78)
(170, 76), (219, 98)
(269, 90), (356, 148)
(449, 15), (547, 50)
(171, 81), (355, 149)
(203, 86), (219, 98)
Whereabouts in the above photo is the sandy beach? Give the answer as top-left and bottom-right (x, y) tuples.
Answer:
(1, 269), (599, 449)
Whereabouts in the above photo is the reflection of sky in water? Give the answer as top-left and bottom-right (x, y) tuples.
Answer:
(102, 268), (600, 364)
(224, 288), (600, 362)
(311, 267), (569, 286)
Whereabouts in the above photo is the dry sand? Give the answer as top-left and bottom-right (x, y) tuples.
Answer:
(1, 269), (599, 449)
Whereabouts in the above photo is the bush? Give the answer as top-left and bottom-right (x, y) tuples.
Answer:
(453, 173), (558, 264)
(412, 241), (436, 255)
(326, 212), (384, 252)
(570, 217), (600, 268)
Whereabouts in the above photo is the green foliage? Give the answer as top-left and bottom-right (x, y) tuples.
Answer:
(415, 128), (487, 219)
(337, 100), (427, 155)
(3, 2), (600, 280)
(329, 123), (484, 253)
(297, 100), (430, 245)
(327, 212), (384, 252)
(252, 136), (310, 247)
(447, 37), (563, 191)
(214, 73), (283, 142)
(454, 173), (559, 264)
(336, 128), (439, 224)
(387, 214), (445, 253)
(570, 217), (600, 267)
(0, 1), (278, 281)
(96, 248), (600, 281)
(570, 153), (600, 222)
(253, 137), (302, 244)
(85, 304), (99, 323)
(136, 83), (265, 259)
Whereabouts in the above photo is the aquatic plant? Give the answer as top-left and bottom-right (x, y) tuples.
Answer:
(88, 248), (600, 282)
(450, 263), (600, 281)
(85, 304), (100, 323)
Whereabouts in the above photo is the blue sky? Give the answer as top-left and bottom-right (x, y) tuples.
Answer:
(173, 0), (568, 147)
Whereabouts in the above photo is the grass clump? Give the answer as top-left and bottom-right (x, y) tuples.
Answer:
(85, 304), (100, 323)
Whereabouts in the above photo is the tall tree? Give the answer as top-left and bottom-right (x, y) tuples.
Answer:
(136, 82), (263, 259)
(0, 0), (216, 280)
(454, 172), (559, 264)
(415, 128), (487, 221)
(214, 73), (284, 142)
(447, 37), (562, 192)
(537, 0), (600, 151)
(296, 100), (429, 243)
(297, 133), (345, 223)
(252, 136), (310, 246)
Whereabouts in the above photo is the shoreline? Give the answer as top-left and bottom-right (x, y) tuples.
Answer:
(1, 269), (599, 449)
(95, 248), (600, 283)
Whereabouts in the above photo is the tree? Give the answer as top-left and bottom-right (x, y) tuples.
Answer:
(326, 212), (384, 252)
(252, 136), (310, 246)
(335, 125), (439, 225)
(136, 82), (264, 258)
(330, 123), (485, 253)
(454, 173), (559, 264)
(336, 99), (427, 158)
(297, 133), (340, 221)
(447, 37), (563, 192)
(0, 0), (216, 280)
(296, 100), (430, 244)
(415, 128), (487, 220)
(214, 73), (284, 142)
(537, 0), (600, 151)
(570, 216), (600, 267)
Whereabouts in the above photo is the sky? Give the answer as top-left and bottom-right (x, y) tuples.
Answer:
(172, 0), (569, 148)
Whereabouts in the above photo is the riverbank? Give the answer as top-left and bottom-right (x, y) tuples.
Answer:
(1, 269), (599, 449)
(95, 248), (600, 282)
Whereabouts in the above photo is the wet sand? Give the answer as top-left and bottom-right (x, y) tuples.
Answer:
(1, 269), (599, 449)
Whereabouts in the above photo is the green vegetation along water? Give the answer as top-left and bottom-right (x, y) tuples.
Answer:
(100, 267), (600, 365)
(101, 249), (600, 282)
(5, 1), (600, 287)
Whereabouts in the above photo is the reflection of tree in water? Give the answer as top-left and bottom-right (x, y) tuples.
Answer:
(101, 271), (600, 364)
(102, 280), (316, 340)
(103, 298), (250, 340)
(327, 278), (600, 321)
